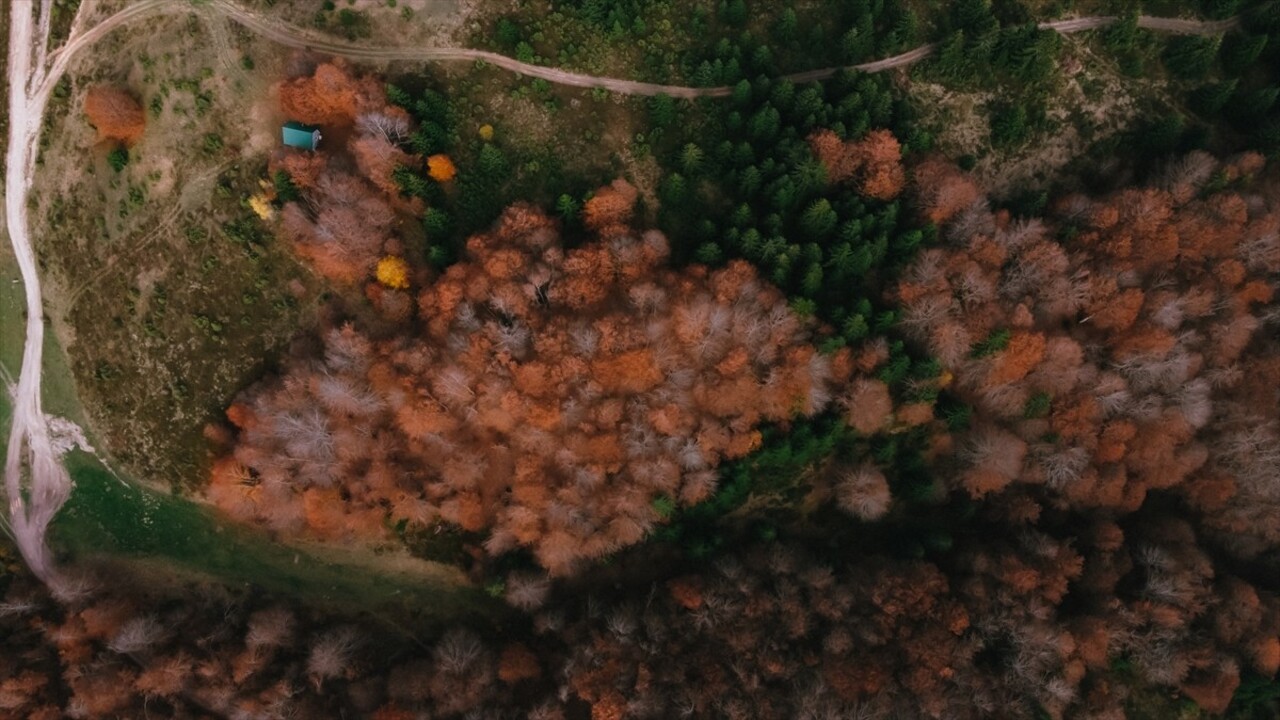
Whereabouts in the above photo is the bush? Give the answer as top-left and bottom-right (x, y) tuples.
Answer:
(107, 146), (129, 172)
(989, 103), (1030, 147)
(1023, 392), (1052, 419)
(495, 17), (521, 47)
(1102, 10), (1140, 53)
(335, 9), (371, 40)
(272, 170), (299, 203)
(971, 328), (1011, 358)
(202, 133), (224, 155)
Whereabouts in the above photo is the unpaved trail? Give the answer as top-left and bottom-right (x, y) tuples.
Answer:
(40, 2), (1217, 100)
(35, 0), (1251, 104)
(5, 0), (77, 597)
(1, 0), (1244, 595)
(210, 4), (1241, 96)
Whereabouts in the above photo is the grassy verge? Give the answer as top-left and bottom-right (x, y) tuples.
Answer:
(50, 450), (496, 627)
(475, 0), (924, 85)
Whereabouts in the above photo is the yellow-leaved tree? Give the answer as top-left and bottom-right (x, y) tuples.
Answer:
(376, 256), (410, 289)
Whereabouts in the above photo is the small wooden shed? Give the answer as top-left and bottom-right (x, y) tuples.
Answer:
(282, 121), (321, 151)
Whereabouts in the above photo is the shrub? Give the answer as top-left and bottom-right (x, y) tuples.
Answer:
(107, 146), (129, 172)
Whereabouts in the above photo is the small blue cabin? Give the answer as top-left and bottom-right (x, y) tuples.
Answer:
(282, 121), (322, 151)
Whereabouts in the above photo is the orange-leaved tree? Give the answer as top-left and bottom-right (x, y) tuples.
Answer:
(84, 85), (146, 144)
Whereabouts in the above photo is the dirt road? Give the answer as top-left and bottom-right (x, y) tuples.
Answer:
(5, 0), (76, 598)
(209, 5), (1241, 96)
(39, 1), (1249, 103)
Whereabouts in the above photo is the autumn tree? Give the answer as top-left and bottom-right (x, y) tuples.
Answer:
(84, 85), (146, 144)
(912, 157), (981, 223)
(807, 128), (906, 200)
(277, 60), (384, 126)
(582, 179), (639, 232)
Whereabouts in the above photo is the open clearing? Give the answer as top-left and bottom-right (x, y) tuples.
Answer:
(31, 10), (324, 489)
(30, 5), (654, 495)
(907, 33), (1153, 198)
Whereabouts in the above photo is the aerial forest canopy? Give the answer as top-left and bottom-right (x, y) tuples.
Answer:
(209, 62), (897, 575)
(216, 202), (856, 574)
(176, 61), (1280, 717)
(7, 0), (1280, 716)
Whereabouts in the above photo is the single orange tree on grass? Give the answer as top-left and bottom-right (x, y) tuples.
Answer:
(84, 85), (146, 145)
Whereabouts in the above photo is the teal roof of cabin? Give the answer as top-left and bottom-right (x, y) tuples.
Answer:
(282, 121), (320, 149)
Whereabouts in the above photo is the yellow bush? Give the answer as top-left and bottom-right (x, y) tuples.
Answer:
(478, 124), (495, 141)
(427, 154), (457, 182)
(248, 194), (275, 221)
(376, 256), (411, 290)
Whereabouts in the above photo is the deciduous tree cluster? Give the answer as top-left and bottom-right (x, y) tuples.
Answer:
(7, 513), (1280, 720)
(273, 61), (418, 286)
(277, 60), (385, 128)
(0, 567), (548, 719)
(163, 58), (1280, 718)
(807, 128), (906, 201)
(885, 150), (1280, 713)
(899, 152), (1279, 523)
(549, 531), (1280, 720)
(212, 198), (851, 574)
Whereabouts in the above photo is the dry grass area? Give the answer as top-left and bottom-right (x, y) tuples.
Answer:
(906, 35), (1164, 198)
(246, 0), (496, 46)
(30, 11), (325, 491)
(386, 56), (655, 212)
(27, 4), (656, 495)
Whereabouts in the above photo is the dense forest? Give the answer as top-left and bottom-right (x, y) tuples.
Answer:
(3, 132), (1279, 714)
(7, 0), (1280, 716)
(131, 59), (1280, 718)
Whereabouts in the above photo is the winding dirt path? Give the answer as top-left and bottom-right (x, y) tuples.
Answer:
(41, 2), (1246, 102)
(208, 5), (1241, 97)
(5, 0), (76, 598)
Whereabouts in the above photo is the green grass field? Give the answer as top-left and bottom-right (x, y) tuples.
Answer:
(51, 450), (497, 627)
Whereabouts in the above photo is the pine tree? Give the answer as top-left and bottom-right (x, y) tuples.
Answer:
(555, 193), (580, 221)
(649, 94), (677, 127)
(801, 262), (824, 297)
(385, 83), (412, 109)
(1191, 79), (1239, 116)
(1220, 34), (1268, 74)
(800, 199), (838, 240)
(1163, 35), (1221, 79)
(952, 0), (998, 39)
(738, 166), (762, 196)
(775, 8), (798, 42)
(680, 143), (705, 175)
